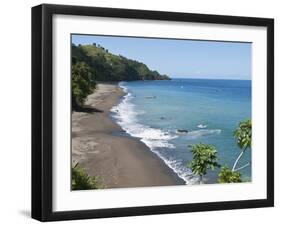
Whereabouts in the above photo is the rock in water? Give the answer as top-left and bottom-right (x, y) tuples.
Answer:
(177, 129), (188, 133)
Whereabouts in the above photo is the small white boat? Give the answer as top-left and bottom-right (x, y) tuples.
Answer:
(197, 124), (207, 129)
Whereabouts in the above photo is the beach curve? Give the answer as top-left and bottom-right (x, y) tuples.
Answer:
(72, 83), (185, 188)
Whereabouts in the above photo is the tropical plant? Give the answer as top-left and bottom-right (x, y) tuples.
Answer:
(188, 143), (220, 184)
(72, 61), (96, 109)
(232, 119), (252, 172)
(72, 163), (104, 190)
(218, 166), (242, 183)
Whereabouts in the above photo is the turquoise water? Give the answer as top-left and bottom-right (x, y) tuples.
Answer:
(111, 78), (252, 184)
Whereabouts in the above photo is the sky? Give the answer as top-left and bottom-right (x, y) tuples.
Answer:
(72, 34), (252, 80)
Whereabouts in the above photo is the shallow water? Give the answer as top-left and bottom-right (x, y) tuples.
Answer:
(111, 78), (252, 184)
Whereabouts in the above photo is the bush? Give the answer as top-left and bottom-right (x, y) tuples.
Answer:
(188, 143), (220, 183)
(72, 163), (104, 190)
(218, 167), (242, 183)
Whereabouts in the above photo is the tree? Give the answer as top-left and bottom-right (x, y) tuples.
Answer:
(188, 143), (220, 184)
(232, 119), (251, 172)
(217, 119), (252, 184)
(218, 167), (242, 183)
(72, 61), (96, 109)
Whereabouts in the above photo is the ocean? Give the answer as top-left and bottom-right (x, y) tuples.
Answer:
(111, 78), (252, 184)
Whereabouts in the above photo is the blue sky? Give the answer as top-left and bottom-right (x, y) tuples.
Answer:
(72, 34), (252, 80)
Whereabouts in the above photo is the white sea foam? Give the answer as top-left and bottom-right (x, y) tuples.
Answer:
(111, 84), (204, 185)
(111, 90), (177, 150)
(119, 82), (128, 93)
(151, 152), (199, 185)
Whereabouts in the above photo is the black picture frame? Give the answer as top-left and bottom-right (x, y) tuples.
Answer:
(32, 3), (274, 222)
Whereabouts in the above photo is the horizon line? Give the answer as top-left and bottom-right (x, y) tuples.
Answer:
(170, 77), (251, 81)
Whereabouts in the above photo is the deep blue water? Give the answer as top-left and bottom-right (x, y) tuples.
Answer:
(111, 78), (252, 184)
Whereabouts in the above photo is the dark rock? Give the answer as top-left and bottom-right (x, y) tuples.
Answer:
(177, 129), (188, 133)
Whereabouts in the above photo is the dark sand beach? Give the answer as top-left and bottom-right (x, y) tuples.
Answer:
(72, 83), (185, 188)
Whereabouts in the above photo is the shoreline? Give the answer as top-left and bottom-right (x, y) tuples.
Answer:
(72, 83), (185, 188)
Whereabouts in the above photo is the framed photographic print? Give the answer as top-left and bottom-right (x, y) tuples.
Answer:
(31, 4), (274, 221)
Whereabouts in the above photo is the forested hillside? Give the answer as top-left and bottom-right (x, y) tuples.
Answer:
(72, 43), (170, 81)
(71, 43), (170, 108)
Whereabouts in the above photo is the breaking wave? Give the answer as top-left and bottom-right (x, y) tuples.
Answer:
(111, 84), (221, 185)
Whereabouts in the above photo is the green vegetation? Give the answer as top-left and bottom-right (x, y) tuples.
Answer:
(72, 61), (96, 109)
(232, 119), (251, 171)
(218, 167), (242, 183)
(72, 163), (104, 190)
(71, 43), (170, 109)
(72, 43), (170, 81)
(188, 143), (220, 183)
(187, 119), (251, 184)
(218, 119), (251, 183)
